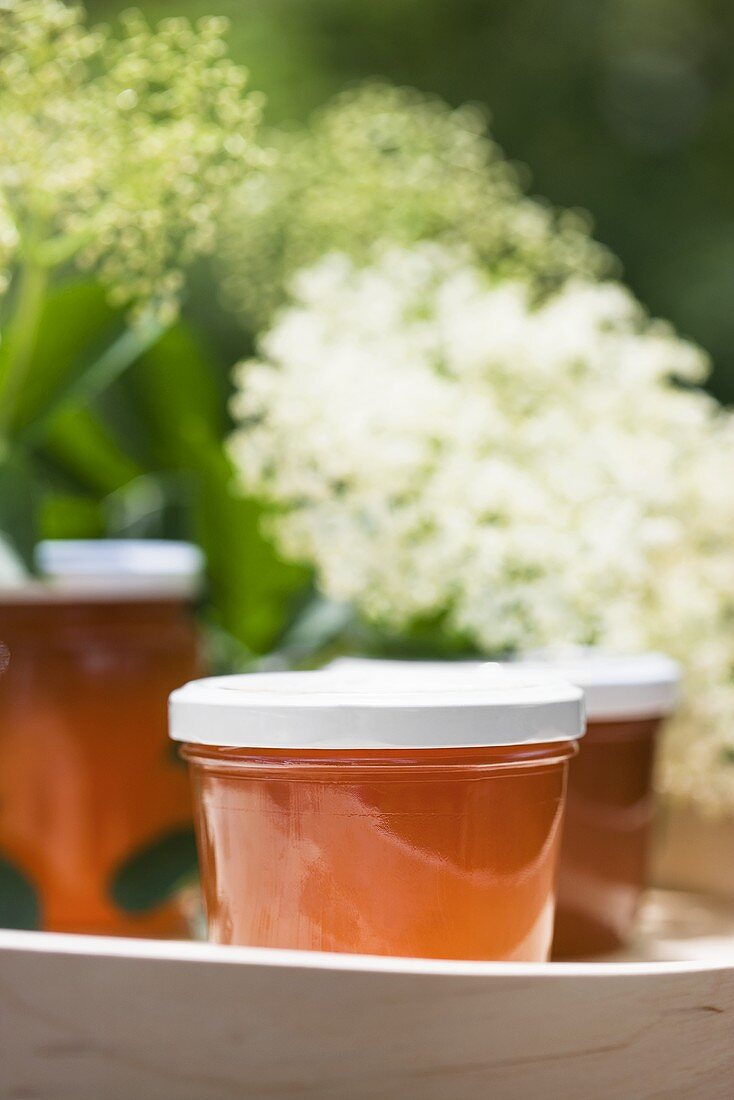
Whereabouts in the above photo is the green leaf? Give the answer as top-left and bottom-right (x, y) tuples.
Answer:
(109, 827), (198, 915)
(2, 281), (122, 438)
(104, 471), (191, 539)
(42, 407), (143, 495)
(131, 324), (227, 439)
(187, 445), (308, 653)
(200, 620), (255, 675)
(0, 278), (160, 513)
(274, 594), (356, 664)
(0, 450), (40, 568)
(36, 314), (165, 437)
(0, 856), (40, 930)
(2, 282), (165, 499)
(40, 494), (105, 540)
(125, 324), (309, 653)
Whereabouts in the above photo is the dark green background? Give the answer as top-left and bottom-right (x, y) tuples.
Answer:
(86, 0), (734, 401)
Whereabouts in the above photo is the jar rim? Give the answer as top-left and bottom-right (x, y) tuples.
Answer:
(179, 739), (578, 774)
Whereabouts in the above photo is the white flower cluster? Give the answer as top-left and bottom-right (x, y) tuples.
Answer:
(0, 2), (264, 320)
(220, 82), (610, 329)
(230, 244), (734, 811)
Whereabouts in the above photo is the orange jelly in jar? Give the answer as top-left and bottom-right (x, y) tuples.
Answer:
(516, 652), (679, 958)
(0, 540), (204, 936)
(172, 668), (585, 961)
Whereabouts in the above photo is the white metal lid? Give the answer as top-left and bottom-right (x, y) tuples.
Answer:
(509, 648), (680, 720)
(0, 540), (205, 601)
(169, 667), (585, 750)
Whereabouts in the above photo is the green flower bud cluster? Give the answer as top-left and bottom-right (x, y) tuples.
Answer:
(220, 81), (612, 329)
(0, 1), (264, 322)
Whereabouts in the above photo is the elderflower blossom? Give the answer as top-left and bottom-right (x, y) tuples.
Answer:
(230, 243), (734, 813)
(220, 82), (611, 328)
(0, 1), (264, 321)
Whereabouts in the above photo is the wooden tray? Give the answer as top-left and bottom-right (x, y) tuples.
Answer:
(2, 890), (734, 1099)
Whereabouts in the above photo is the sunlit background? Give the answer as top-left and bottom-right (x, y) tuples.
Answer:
(86, 0), (734, 400)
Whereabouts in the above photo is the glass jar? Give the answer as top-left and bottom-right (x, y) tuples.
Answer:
(514, 651), (679, 957)
(0, 540), (204, 936)
(172, 668), (584, 961)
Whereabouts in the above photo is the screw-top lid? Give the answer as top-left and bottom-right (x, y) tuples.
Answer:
(0, 540), (205, 601)
(510, 648), (680, 720)
(169, 667), (585, 750)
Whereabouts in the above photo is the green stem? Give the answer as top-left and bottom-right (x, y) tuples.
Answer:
(0, 260), (49, 439)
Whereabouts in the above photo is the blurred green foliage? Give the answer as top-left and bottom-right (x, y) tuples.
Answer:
(0, 275), (306, 659)
(6, 0), (734, 661)
(88, 0), (734, 402)
(0, 4), (304, 663)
